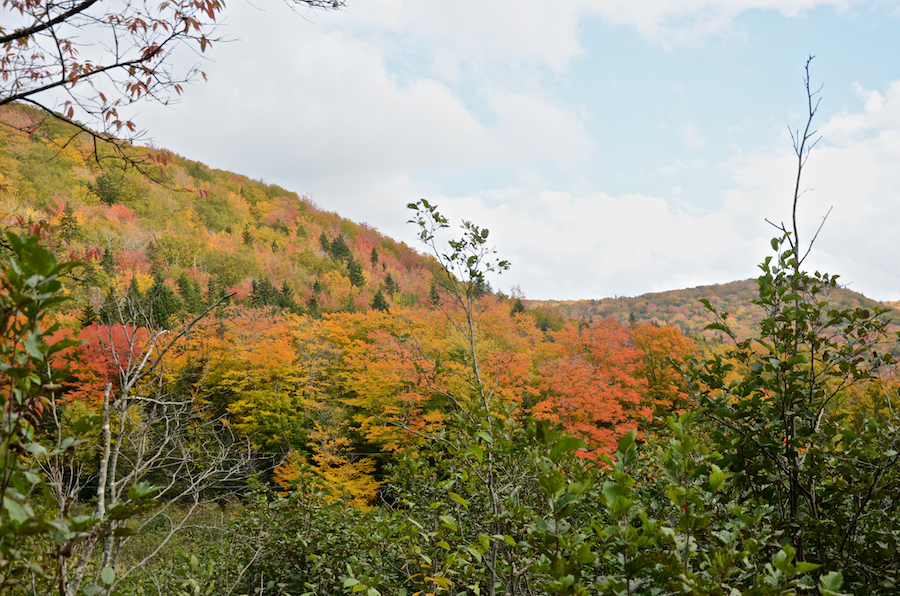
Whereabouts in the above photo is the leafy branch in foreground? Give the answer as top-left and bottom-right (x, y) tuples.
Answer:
(694, 57), (900, 593)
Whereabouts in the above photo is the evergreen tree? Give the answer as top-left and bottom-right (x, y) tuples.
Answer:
(100, 277), (144, 324)
(250, 278), (280, 307)
(277, 282), (301, 313)
(207, 274), (228, 305)
(370, 289), (389, 312)
(329, 235), (352, 261)
(319, 231), (331, 253)
(126, 275), (142, 306)
(510, 298), (526, 316)
(146, 242), (164, 278)
(242, 226), (253, 246)
(383, 273), (397, 297)
(177, 273), (204, 314)
(58, 201), (80, 242)
(347, 258), (365, 287)
(306, 296), (320, 318)
(95, 169), (124, 205)
(370, 245), (379, 265)
(472, 276), (492, 298)
(429, 282), (440, 308)
(79, 303), (97, 328)
(100, 246), (116, 275)
(148, 272), (182, 329)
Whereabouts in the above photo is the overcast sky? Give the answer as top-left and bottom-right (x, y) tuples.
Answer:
(136, 0), (900, 302)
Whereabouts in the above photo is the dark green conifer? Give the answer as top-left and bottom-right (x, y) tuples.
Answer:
(329, 235), (351, 261)
(347, 258), (365, 287)
(96, 169), (124, 205)
(371, 290), (389, 312)
(101, 246), (116, 274)
(306, 296), (320, 318)
(207, 274), (230, 306)
(148, 272), (182, 329)
(429, 282), (440, 308)
(80, 303), (97, 328)
(177, 273), (204, 313)
(383, 273), (398, 297)
(58, 202), (80, 242)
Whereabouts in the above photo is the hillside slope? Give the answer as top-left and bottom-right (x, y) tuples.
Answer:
(529, 279), (900, 342)
(0, 104), (437, 317)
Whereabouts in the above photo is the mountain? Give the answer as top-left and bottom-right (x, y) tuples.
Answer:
(0, 103), (437, 317)
(527, 279), (900, 344)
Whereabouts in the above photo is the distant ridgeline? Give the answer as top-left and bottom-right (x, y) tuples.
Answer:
(529, 280), (900, 344)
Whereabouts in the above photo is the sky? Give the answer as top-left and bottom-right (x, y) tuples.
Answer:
(136, 0), (900, 302)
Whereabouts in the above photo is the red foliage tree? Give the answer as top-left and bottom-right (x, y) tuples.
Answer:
(535, 319), (649, 454)
(59, 323), (150, 405)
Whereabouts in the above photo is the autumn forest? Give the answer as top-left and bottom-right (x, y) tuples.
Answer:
(3, 75), (900, 596)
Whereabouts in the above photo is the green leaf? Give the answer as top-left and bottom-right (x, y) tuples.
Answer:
(786, 355), (808, 366)
(468, 444), (483, 463)
(101, 567), (115, 585)
(794, 562), (821, 575)
(819, 571), (844, 592)
(709, 464), (727, 492)
(3, 496), (30, 523)
(475, 431), (493, 444)
(449, 492), (469, 510)
(610, 496), (633, 516)
(617, 428), (636, 455)
(666, 486), (685, 508)
(439, 514), (457, 532)
(24, 331), (44, 359)
(550, 436), (584, 461)
(602, 481), (624, 506)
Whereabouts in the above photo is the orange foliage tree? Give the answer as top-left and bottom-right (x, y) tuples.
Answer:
(329, 308), (461, 450)
(631, 323), (697, 423)
(536, 319), (650, 454)
(182, 307), (309, 451)
(56, 323), (150, 405)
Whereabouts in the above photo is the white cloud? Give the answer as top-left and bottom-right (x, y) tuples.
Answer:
(334, 1), (587, 70)
(134, 0), (899, 303)
(421, 74), (900, 302)
(426, 185), (768, 301)
(141, 0), (592, 222)
(326, 0), (860, 70)
(588, 0), (858, 48)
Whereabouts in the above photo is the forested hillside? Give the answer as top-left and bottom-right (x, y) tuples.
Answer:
(0, 105), (435, 320)
(4, 101), (900, 596)
(531, 279), (900, 343)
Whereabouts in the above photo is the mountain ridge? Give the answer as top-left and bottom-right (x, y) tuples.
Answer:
(526, 278), (900, 343)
